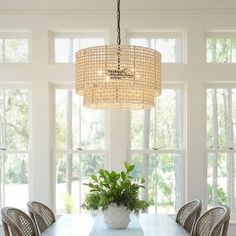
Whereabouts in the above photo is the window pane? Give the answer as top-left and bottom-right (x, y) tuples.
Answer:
(207, 152), (227, 208)
(54, 36), (105, 63)
(153, 38), (181, 63)
(5, 89), (29, 150)
(2, 153), (28, 210)
(55, 89), (67, 150)
(132, 153), (179, 214)
(81, 105), (105, 150)
(79, 38), (105, 49)
(131, 110), (144, 150)
(207, 38), (236, 63)
(130, 38), (148, 47)
(152, 89), (181, 149)
(55, 38), (72, 63)
(207, 87), (236, 212)
(130, 36), (182, 63)
(72, 38), (105, 63)
(131, 89), (182, 150)
(207, 88), (236, 149)
(56, 153), (104, 214)
(55, 89), (105, 150)
(4, 39), (29, 63)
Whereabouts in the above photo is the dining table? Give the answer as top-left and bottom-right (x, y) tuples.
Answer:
(41, 213), (191, 236)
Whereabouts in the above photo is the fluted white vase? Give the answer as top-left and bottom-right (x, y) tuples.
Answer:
(104, 203), (130, 229)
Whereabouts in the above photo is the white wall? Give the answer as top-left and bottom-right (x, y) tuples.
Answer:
(0, 0), (236, 235)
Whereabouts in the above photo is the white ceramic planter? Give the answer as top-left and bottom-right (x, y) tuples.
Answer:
(104, 203), (130, 229)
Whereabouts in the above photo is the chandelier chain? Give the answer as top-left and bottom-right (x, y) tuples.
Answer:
(117, 0), (121, 45)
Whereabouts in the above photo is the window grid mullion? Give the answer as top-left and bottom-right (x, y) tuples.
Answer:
(55, 150), (105, 154)
(131, 149), (184, 154)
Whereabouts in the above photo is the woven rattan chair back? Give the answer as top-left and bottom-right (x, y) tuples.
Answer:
(1, 207), (38, 236)
(193, 206), (230, 236)
(176, 199), (202, 234)
(27, 201), (55, 234)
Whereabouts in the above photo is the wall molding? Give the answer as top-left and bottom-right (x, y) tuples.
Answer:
(0, 9), (236, 16)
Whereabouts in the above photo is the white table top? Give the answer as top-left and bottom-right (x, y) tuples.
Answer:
(41, 213), (191, 236)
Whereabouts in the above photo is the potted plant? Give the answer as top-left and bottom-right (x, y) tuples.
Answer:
(82, 162), (149, 229)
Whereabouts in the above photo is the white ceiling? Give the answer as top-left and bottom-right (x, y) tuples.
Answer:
(0, 0), (236, 11)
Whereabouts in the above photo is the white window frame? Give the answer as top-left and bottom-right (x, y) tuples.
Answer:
(49, 30), (109, 64)
(129, 83), (186, 213)
(0, 82), (32, 209)
(0, 30), (32, 64)
(205, 83), (236, 216)
(127, 30), (187, 64)
(51, 83), (108, 213)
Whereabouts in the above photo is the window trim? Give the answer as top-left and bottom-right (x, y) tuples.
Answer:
(51, 83), (108, 213)
(0, 83), (32, 209)
(205, 84), (236, 214)
(129, 83), (186, 213)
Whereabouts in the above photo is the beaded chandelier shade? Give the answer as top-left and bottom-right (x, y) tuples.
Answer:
(75, 0), (161, 110)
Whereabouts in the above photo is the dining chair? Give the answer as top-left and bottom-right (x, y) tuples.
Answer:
(176, 199), (202, 234)
(1, 207), (38, 236)
(27, 201), (55, 234)
(192, 205), (230, 236)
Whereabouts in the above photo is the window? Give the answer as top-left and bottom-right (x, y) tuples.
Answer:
(0, 31), (30, 63)
(128, 31), (185, 63)
(206, 32), (236, 63)
(130, 87), (184, 214)
(206, 87), (236, 213)
(0, 87), (30, 209)
(53, 85), (106, 214)
(50, 31), (107, 63)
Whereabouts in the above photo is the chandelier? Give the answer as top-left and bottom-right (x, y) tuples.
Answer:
(75, 0), (161, 110)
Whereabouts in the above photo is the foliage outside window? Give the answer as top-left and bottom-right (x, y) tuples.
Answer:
(54, 88), (105, 214)
(0, 37), (29, 63)
(131, 88), (184, 214)
(207, 36), (236, 63)
(129, 32), (184, 63)
(206, 88), (236, 213)
(0, 88), (30, 210)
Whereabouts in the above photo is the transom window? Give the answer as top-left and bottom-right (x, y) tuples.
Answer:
(0, 31), (30, 63)
(53, 85), (106, 214)
(50, 31), (107, 63)
(206, 32), (236, 63)
(130, 86), (184, 214)
(128, 31), (185, 63)
(0, 86), (30, 210)
(206, 86), (236, 213)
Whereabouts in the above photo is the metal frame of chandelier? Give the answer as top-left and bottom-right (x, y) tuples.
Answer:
(75, 0), (161, 110)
